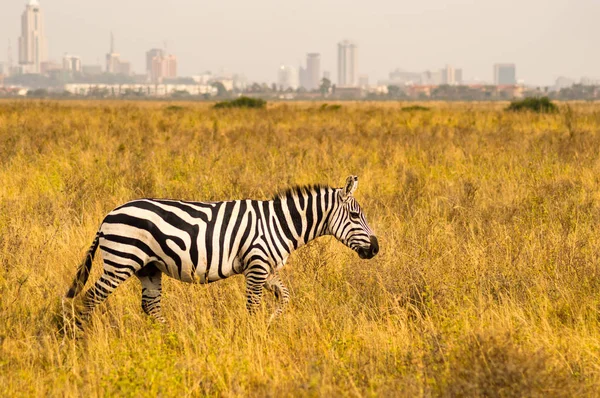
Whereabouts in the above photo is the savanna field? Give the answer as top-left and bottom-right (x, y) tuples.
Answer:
(2, 100), (600, 397)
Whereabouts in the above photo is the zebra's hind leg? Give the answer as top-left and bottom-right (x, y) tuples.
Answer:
(264, 273), (290, 321)
(135, 263), (166, 324)
(244, 263), (269, 314)
(77, 266), (136, 329)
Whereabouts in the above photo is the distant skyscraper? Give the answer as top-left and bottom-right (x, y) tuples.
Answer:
(150, 52), (177, 83)
(442, 65), (463, 85)
(18, 0), (47, 74)
(389, 69), (421, 85)
(7, 39), (14, 76)
(146, 48), (164, 74)
(421, 70), (443, 85)
(165, 55), (177, 78)
(337, 40), (358, 87)
(106, 32), (120, 73)
(306, 53), (320, 90)
(455, 69), (463, 85)
(106, 33), (133, 75)
(117, 61), (131, 76)
(40, 61), (61, 75)
(553, 76), (574, 91)
(278, 65), (298, 90)
(442, 65), (456, 85)
(298, 66), (307, 89)
(63, 55), (82, 73)
(494, 63), (516, 85)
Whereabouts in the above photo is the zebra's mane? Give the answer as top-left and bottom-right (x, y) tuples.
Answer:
(273, 184), (333, 201)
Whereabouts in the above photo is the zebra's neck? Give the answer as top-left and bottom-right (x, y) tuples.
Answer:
(271, 186), (337, 254)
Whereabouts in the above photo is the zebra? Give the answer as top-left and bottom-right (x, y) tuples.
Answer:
(66, 175), (379, 326)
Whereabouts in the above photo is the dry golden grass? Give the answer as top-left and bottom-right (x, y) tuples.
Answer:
(1, 100), (600, 396)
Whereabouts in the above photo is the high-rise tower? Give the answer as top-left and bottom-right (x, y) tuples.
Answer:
(18, 0), (47, 74)
(337, 40), (358, 87)
(106, 32), (121, 73)
(306, 53), (321, 91)
(494, 64), (516, 85)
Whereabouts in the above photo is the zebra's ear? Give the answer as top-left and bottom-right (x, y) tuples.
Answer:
(341, 175), (358, 201)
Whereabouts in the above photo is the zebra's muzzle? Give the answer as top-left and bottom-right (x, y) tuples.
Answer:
(357, 236), (379, 259)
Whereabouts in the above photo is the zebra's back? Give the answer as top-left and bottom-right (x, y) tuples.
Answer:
(98, 198), (258, 283)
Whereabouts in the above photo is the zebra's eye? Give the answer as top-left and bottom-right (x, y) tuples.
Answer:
(349, 211), (360, 219)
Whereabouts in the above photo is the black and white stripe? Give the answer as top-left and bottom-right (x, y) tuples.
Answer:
(66, 175), (379, 325)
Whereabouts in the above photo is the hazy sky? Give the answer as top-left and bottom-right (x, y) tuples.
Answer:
(1, 0), (598, 85)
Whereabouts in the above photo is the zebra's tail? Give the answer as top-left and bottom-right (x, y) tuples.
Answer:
(66, 230), (102, 298)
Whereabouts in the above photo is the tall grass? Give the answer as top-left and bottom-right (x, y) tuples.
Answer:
(1, 100), (600, 396)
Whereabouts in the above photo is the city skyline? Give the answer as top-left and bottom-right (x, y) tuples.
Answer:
(0, 0), (598, 86)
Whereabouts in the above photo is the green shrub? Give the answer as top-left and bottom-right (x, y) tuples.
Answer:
(401, 105), (430, 112)
(506, 96), (558, 113)
(319, 104), (342, 111)
(214, 96), (266, 109)
(164, 105), (185, 112)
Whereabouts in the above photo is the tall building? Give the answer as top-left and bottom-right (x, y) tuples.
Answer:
(298, 66), (307, 89)
(455, 69), (463, 85)
(164, 55), (177, 79)
(63, 54), (82, 74)
(117, 61), (131, 76)
(106, 33), (132, 75)
(18, 0), (47, 74)
(494, 63), (516, 85)
(389, 69), (421, 85)
(106, 32), (120, 73)
(442, 65), (463, 85)
(442, 65), (456, 85)
(337, 40), (358, 87)
(278, 65), (298, 90)
(306, 53), (320, 91)
(149, 52), (177, 83)
(40, 61), (61, 75)
(421, 70), (443, 85)
(6, 40), (14, 77)
(146, 48), (164, 74)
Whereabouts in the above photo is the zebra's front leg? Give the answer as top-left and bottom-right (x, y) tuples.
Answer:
(265, 273), (290, 321)
(135, 264), (166, 324)
(244, 264), (269, 314)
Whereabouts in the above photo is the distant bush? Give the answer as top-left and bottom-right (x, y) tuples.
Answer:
(506, 97), (558, 113)
(165, 105), (185, 112)
(214, 96), (266, 109)
(319, 103), (342, 111)
(26, 89), (49, 98)
(402, 105), (430, 112)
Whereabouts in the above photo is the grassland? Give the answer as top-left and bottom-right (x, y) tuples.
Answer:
(1, 100), (600, 396)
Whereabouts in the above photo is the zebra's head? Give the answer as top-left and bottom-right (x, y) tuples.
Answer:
(329, 176), (379, 259)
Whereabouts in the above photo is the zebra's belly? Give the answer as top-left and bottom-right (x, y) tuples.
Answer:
(157, 255), (240, 284)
